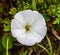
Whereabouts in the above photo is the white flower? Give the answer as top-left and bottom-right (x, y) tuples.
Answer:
(11, 10), (47, 46)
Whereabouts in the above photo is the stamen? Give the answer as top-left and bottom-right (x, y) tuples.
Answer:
(25, 25), (31, 31)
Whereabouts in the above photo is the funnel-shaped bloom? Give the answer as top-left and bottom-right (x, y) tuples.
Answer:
(11, 10), (47, 46)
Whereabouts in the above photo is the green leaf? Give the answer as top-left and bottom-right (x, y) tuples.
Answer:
(48, 5), (56, 16)
(19, 51), (28, 55)
(2, 18), (11, 31)
(56, 13), (60, 17)
(0, 6), (3, 13)
(3, 52), (11, 55)
(38, 0), (44, 3)
(46, 0), (51, 4)
(46, 36), (53, 55)
(58, 41), (60, 55)
(2, 33), (14, 49)
(40, 2), (47, 10)
(53, 18), (60, 24)
(9, 7), (17, 15)
(0, 40), (3, 51)
(43, 13), (50, 22)
(32, 0), (36, 10)
(56, 4), (60, 14)
(53, 24), (60, 33)
(37, 43), (49, 54)
(23, 2), (31, 10)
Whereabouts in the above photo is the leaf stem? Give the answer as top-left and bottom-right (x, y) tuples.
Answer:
(37, 43), (49, 54)
(6, 38), (9, 55)
(32, 0), (37, 10)
(46, 35), (53, 55)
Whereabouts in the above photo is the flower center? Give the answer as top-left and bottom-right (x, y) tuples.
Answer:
(25, 25), (31, 31)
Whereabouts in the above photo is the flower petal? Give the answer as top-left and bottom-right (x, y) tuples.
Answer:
(24, 10), (46, 26)
(31, 31), (44, 43)
(32, 25), (47, 39)
(11, 19), (24, 30)
(17, 32), (36, 46)
(14, 11), (26, 26)
(33, 11), (46, 25)
(11, 29), (25, 38)
(23, 10), (33, 23)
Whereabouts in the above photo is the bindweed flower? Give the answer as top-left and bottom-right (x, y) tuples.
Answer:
(11, 10), (47, 46)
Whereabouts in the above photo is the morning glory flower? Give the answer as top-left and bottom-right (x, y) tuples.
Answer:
(11, 10), (47, 46)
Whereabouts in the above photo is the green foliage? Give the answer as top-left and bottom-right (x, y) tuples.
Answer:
(9, 1), (31, 15)
(37, 0), (44, 3)
(2, 18), (11, 31)
(40, 2), (47, 10)
(0, 40), (3, 51)
(2, 33), (14, 49)
(53, 4), (60, 24)
(53, 0), (60, 3)
(58, 41), (60, 55)
(0, 6), (3, 13)
(37, 36), (53, 55)
(53, 24), (60, 32)
(22, 1), (31, 10)
(48, 5), (56, 16)
(45, 0), (51, 4)
(9, 7), (17, 15)
(0, 0), (60, 54)
(32, 0), (36, 10)
(19, 51), (28, 55)
(32, 45), (38, 52)
(47, 3), (60, 24)
(3, 52), (11, 55)
(53, 18), (60, 24)
(46, 36), (53, 55)
(37, 43), (49, 54)
(43, 13), (50, 22)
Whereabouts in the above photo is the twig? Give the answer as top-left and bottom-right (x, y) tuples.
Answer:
(28, 48), (33, 55)
(52, 28), (60, 40)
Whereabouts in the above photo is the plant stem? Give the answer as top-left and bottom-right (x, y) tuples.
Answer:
(46, 36), (53, 55)
(32, 0), (37, 10)
(6, 38), (9, 55)
(37, 43), (49, 54)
